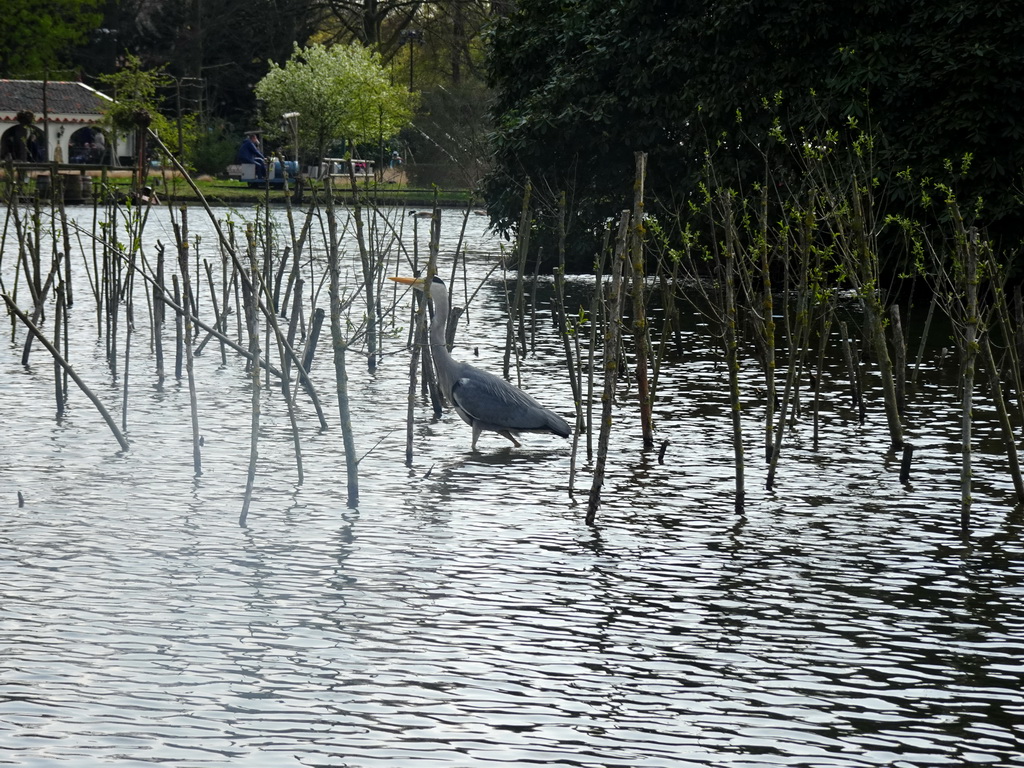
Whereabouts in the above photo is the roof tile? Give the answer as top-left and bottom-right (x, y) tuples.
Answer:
(0, 80), (112, 117)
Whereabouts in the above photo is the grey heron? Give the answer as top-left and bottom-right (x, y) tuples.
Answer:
(391, 275), (572, 450)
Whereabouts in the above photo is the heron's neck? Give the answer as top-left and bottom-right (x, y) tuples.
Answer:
(425, 286), (446, 344)
(428, 287), (455, 359)
(427, 286), (457, 394)
(428, 307), (447, 350)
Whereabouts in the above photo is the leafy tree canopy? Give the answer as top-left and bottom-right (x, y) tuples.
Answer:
(316, 0), (424, 57)
(484, 0), (1024, 263)
(0, 0), (102, 77)
(63, 1), (497, 182)
(69, 0), (324, 123)
(315, 0), (494, 87)
(96, 54), (198, 161)
(254, 42), (416, 161)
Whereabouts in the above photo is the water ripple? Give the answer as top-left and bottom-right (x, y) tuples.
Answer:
(2, 206), (1023, 766)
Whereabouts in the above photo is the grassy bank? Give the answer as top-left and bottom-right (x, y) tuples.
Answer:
(2, 168), (476, 209)
(121, 173), (477, 208)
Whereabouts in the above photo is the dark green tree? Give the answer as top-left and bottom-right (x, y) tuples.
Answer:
(484, 0), (1024, 266)
(69, 0), (323, 123)
(322, 2), (498, 187)
(317, 0), (494, 82)
(0, 0), (102, 77)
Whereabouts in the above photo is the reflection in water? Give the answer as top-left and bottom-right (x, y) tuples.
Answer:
(1, 206), (1023, 766)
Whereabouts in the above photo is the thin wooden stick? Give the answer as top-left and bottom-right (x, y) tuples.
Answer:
(405, 304), (422, 467)
(154, 243), (165, 382)
(912, 291), (937, 383)
(812, 312), (833, 449)
(959, 223), (980, 531)
(173, 275), (183, 381)
(4, 293), (130, 452)
(587, 211), (630, 526)
(173, 209), (202, 477)
(554, 192), (583, 496)
(839, 321), (861, 420)
(720, 194), (746, 508)
(890, 304), (907, 415)
(982, 335), (1024, 502)
(630, 152), (654, 449)
(586, 227), (610, 462)
(239, 253), (261, 526)
(54, 285), (65, 418)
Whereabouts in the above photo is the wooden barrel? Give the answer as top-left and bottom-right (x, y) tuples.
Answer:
(62, 174), (83, 201)
(35, 174), (51, 199)
(80, 175), (93, 200)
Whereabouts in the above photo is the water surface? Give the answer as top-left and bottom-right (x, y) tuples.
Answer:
(1, 204), (1022, 767)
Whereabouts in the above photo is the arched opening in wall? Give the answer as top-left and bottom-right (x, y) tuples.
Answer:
(68, 126), (109, 164)
(0, 124), (45, 162)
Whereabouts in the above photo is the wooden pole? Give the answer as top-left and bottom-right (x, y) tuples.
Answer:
(239, 250), (261, 526)
(890, 304), (907, 415)
(981, 335), (1024, 503)
(587, 211), (630, 526)
(899, 443), (915, 485)
(850, 186), (903, 449)
(504, 182), (531, 378)
(839, 321), (861, 420)
(770, 202), (815, 493)
(721, 194), (745, 508)
(173, 276), (183, 381)
(325, 178), (359, 507)
(154, 243), (165, 382)
(54, 284), (65, 418)
(554, 192), (583, 496)
(630, 152), (654, 449)
(959, 226), (980, 530)
(757, 185), (777, 462)
(812, 312), (833, 450)
(174, 209), (202, 477)
(912, 291), (938, 383)
(405, 305), (422, 467)
(586, 227), (610, 462)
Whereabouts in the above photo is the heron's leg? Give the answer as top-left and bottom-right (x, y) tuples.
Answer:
(471, 424), (482, 451)
(499, 430), (522, 447)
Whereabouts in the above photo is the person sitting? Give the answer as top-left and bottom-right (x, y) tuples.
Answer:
(237, 131), (267, 179)
(1, 111), (43, 162)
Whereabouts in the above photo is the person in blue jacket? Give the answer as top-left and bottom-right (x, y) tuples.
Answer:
(237, 131), (266, 178)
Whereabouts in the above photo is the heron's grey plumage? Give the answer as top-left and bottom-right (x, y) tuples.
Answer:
(392, 275), (571, 450)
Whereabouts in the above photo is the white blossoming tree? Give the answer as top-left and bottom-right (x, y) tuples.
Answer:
(255, 42), (415, 163)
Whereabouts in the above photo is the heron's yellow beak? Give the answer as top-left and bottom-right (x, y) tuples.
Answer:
(389, 276), (424, 288)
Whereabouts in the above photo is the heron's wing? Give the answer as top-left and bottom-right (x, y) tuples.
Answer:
(450, 368), (556, 432)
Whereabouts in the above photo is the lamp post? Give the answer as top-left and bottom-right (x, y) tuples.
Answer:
(281, 111), (301, 202)
(281, 111), (299, 164)
(400, 29), (424, 91)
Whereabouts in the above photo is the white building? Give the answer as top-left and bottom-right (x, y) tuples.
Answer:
(0, 79), (134, 165)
